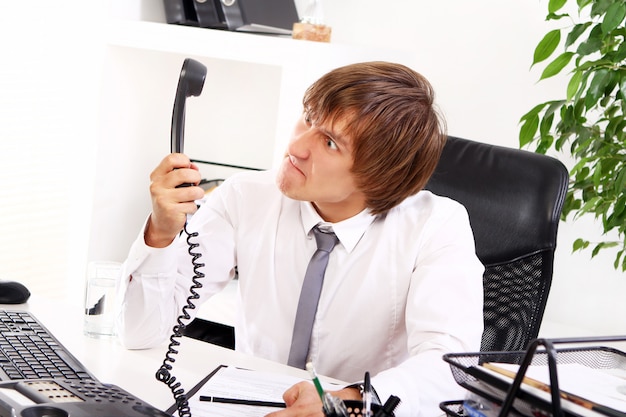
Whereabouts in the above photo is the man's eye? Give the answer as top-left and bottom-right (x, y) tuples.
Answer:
(303, 112), (312, 125)
(326, 138), (338, 150)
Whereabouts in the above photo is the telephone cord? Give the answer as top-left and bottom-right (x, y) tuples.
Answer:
(155, 223), (205, 417)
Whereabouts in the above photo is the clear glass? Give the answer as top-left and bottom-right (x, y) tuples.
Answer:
(83, 261), (121, 338)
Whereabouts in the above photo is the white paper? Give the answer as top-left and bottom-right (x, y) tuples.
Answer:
(174, 366), (341, 417)
(485, 362), (626, 413)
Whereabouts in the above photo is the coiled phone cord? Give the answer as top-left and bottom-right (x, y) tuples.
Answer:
(155, 223), (205, 417)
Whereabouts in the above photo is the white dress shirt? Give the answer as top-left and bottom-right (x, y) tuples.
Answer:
(117, 169), (484, 417)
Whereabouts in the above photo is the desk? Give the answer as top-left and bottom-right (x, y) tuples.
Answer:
(3, 296), (311, 412)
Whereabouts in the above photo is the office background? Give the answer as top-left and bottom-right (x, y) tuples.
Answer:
(0, 1), (624, 340)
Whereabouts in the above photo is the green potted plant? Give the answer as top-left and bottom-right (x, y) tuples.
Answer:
(519, 0), (626, 271)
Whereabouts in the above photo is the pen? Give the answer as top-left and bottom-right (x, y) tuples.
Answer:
(199, 396), (286, 408)
(306, 362), (326, 401)
(306, 362), (348, 417)
(363, 371), (372, 417)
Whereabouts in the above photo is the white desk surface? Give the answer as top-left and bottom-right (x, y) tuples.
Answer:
(2, 295), (310, 412)
(4, 295), (626, 415)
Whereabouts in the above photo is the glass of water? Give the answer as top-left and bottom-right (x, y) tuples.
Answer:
(84, 261), (121, 338)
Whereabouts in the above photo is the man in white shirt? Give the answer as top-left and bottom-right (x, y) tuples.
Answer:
(117, 61), (484, 417)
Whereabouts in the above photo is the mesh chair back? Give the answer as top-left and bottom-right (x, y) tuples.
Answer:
(425, 136), (568, 352)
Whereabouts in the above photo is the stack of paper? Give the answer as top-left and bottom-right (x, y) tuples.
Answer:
(476, 362), (626, 417)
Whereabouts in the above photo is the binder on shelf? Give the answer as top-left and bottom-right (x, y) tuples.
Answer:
(162, 0), (227, 29)
(162, 0), (299, 35)
(440, 336), (626, 417)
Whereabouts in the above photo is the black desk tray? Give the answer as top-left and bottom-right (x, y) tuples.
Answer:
(440, 400), (470, 417)
(439, 336), (626, 417)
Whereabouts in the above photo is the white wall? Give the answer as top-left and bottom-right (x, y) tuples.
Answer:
(0, 0), (624, 336)
(0, 1), (106, 306)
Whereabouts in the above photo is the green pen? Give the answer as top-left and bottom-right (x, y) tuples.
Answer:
(306, 362), (348, 417)
(306, 362), (326, 400)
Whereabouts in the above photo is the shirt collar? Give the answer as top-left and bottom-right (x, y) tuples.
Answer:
(300, 201), (375, 253)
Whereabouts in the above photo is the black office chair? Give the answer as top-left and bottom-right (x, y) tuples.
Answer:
(424, 136), (569, 352)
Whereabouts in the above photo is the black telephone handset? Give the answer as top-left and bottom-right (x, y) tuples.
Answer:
(156, 58), (208, 417)
(171, 58), (207, 155)
(171, 58), (207, 189)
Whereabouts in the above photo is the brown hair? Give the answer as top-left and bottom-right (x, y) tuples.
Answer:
(303, 61), (447, 215)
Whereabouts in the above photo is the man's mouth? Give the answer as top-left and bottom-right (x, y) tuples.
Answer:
(288, 155), (304, 176)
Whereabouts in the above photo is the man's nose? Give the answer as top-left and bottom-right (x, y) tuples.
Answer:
(288, 129), (314, 158)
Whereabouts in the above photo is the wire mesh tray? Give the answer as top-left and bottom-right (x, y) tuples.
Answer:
(442, 342), (626, 417)
(440, 400), (468, 417)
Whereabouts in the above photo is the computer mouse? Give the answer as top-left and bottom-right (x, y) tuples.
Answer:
(0, 281), (31, 304)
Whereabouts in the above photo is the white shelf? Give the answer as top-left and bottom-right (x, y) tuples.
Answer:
(105, 19), (394, 68)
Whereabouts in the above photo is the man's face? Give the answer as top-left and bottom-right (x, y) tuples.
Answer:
(275, 111), (367, 222)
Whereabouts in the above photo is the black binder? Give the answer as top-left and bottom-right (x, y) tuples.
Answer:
(162, 0), (227, 29)
(162, 0), (299, 34)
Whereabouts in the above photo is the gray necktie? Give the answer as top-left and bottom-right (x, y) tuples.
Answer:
(287, 226), (339, 368)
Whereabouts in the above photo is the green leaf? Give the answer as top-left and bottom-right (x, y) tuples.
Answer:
(572, 238), (589, 252)
(540, 52), (574, 80)
(593, 160), (603, 189)
(572, 99), (587, 124)
(592, 242), (619, 258)
(616, 168), (626, 196)
(615, 41), (626, 63)
(615, 250), (624, 270)
(519, 114), (539, 147)
(546, 12), (570, 21)
(601, 2), (626, 34)
(519, 102), (548, 123)
(570, 156), (590, 176)
(540, 112), (555, 138)
(533, 29), (561, 66)
(590, 0), (613, 17)
(577, 24), (604, 55)
(565, 23), (591, 48)
(567, 70), (583, 100)
(604, 70), (619, 97)
(585, 68), (611, 110)
(561, 103), (576, 131)
(620, 76), (626, 101)
(606, 115), (622, 140)
(549, 0), (568, 13)
(537, 135), (555, 154)
(607, 196), (626, 230)
(616, 120), (626, 142)
(578, 196), (601, 216)
(543, 101), (565, 121)
(592, 244), (601, 258)
(571, 70), (591, 102)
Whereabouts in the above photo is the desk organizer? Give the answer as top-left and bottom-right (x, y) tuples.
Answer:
(439, 336), (626, 417)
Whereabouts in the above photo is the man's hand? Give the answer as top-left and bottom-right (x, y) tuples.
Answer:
(266, 382), (361, 417)
(144, 153), (204, 248)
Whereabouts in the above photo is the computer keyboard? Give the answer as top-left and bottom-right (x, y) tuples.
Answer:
(0, 310), (96, 381)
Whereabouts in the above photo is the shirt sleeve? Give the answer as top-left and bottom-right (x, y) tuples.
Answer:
(115, 188), (238, 350)
(114, 215), (186, 349)
(371, 201), (484, 417)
